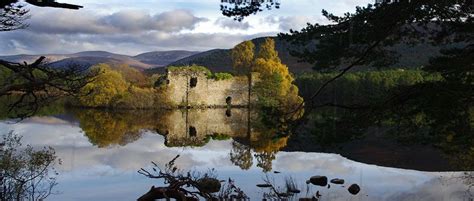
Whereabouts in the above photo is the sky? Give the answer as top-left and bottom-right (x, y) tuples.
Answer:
(0, 0), (372, 56)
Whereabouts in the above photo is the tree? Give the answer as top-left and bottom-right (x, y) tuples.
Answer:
(0, 3), (28, 31)
(230, 141), (253, 170)
(257, 38), (281, 63)
(279, 1), (472, 105)
(1, 131), (60, 201)
(0, 57), (94, 119)
(1, 1), (82, 31)
(0, 1), (88, 119)
(253, 38), (304, 118)
(231, 40), (255, 75)
(79, 64), (128, 107)
(220, 0), (281, 21)
(138, 155), (248, 201)
(277, 1), (472, 165)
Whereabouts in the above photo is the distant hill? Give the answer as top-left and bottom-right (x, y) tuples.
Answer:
(163, 37), (313, 74)
(159, 36), (449, 75)
(0, 50), (200, 71)
(134, 50), (199, 66)
(48, 56), (151, 70)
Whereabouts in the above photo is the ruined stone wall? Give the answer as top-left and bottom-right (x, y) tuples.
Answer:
(156, 109), (250, 147)
(166, 70), (258, 107)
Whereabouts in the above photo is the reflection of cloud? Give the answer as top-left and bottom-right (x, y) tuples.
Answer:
(273, 152), (356, 175)
(1, 119), (473, 201)
(384, 175), (473, 201)
(0, 122), (205, 173)
(22, 116), (77, 126)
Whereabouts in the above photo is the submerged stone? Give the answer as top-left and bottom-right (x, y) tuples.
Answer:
(197, 178), (221, 193)
(348, 184), (361, 195)
(309, 176), (328, 186)
(256, 184), (273, 188)
(330, 178), (345, 185)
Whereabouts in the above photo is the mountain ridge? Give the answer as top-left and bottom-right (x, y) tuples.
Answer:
(0, 50), (200, 71)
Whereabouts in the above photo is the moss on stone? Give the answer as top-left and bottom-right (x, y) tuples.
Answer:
(167, 65), (212, 76)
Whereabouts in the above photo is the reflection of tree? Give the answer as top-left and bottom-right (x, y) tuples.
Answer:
(254, 151), (275, 173)
(230, 141), (253, 170)
(230, 135), (288, 172)
(310, 108), (371, 148)
(252, 135), (288, 172)
(0, 131), (60, 201)
(72, 109), (164, 148)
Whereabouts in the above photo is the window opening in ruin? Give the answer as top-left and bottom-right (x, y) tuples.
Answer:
(226, 109), (232, 117)
(190, 77), (198, 88)
(226, 96), (232, 105)
(189, 126), (197, 137)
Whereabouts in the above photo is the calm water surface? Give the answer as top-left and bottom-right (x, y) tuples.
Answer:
(0, 109), (472, 201)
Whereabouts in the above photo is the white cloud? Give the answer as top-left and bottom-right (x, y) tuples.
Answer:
(214, 17), (251, 30)
(263, 15), (328, 32)
(0, 0), (374, 55)
(27, 9), (206, 34)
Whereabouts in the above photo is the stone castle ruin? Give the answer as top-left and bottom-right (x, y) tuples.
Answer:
(165, 67), (258, 107)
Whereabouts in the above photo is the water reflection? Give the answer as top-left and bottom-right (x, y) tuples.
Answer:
(66, 108), (469, 172)
(69, 108), (292, 173)
(0, 109), (473, 200)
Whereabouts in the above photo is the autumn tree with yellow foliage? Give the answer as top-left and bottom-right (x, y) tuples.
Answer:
(231, 38), (303, 118)
(231, 40), (255, 75)
(79, 64), (128, 107)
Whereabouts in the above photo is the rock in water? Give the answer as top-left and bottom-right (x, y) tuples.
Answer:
(330, 178), (345, 185)
(309, 176), (328, 186)
(256, 184), (272, 188)
(197, 178), (221, 193)
(348, 184), (361, 195)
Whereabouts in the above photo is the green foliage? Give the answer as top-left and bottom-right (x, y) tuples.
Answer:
(79, 64), (128, 107)
(0, 96), (67, 120)
(1, 131), (60, 200)
(76, 64), (171, 109)
(280, 1), (472, 70)
(150, 73), (166, 87)
(295, 69), (442, 106)
(209, 72), (233, 81)
(116, 86), (157, 109)
(167, 65), (212, 76)
(211, 133), (231, 140)
(0, 65), (13, 86)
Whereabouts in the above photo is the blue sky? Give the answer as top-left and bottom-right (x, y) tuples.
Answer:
(0, 0), (372, 55)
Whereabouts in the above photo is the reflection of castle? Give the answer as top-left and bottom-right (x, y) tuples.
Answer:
(156, 109), (252, 147)
(165, 69), (257, 107)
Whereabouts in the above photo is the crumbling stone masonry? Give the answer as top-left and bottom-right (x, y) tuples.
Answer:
(165, 69), (258, 107)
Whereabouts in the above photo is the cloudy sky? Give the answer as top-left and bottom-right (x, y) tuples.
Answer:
(0, 0), (372, 56)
